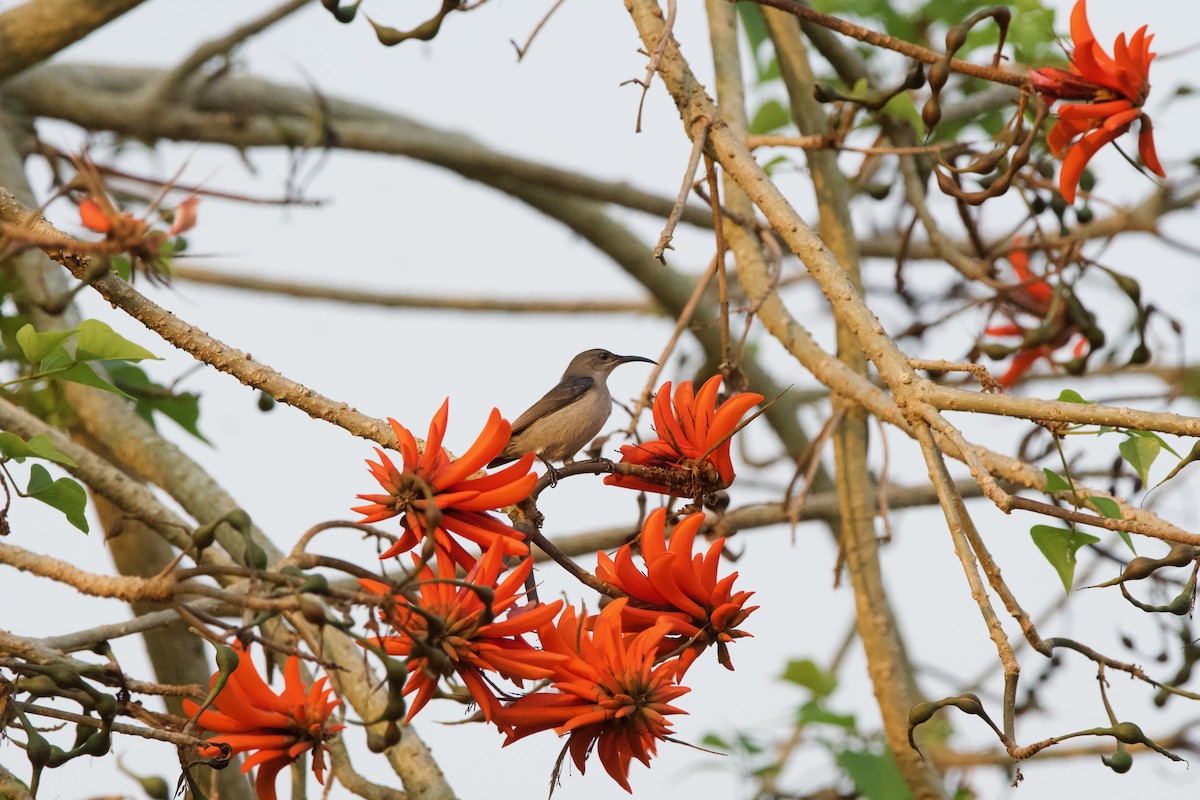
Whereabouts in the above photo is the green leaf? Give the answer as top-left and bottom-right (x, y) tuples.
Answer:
(1031, 525), (1100, 593)
(40, 346), (73, 372)
(749, 99), (791, 135)
(699, 732), (730, 751)
(735, 2), (770, 63)
(881, 91), (924, 137)
(1088, 496), (1121, 520)
(0, 432), (33, 461)
(1057, 389), (1090, 404)
(781, 658), (837, 697)
(27, 463), (88, 533)
(1119, 434), (1161, 485)
(52, 362), (134, 399)
(1041, 468), (1072, 493)
(74, 320), (157, 362)
(735, 733), (763, 755)
(836, 749), (914, 800)
(797, 699), (857, 731)
(761, 154), (788, 177)
(1129, 429), (1180, 458)
(16, 324), (75, 364)
(106, 363), (209, 443)
(0, 432), (76, 466)
(111, 255), (132, 282)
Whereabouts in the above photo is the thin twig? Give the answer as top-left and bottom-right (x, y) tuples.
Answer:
(654, 116), (710, 262)
(703, 153), (732, 368)
(511, 0), (569, 61)
(146, 0), (311, 105)
(624, 0), (677, 132)
(749, 0), (1027, 87)
(626, 256), (719, 436)
(17, 702), (208, 747)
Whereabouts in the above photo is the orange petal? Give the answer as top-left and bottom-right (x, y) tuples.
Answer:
(78, 198), (111, 233)
(1138, 116), (1165, 177)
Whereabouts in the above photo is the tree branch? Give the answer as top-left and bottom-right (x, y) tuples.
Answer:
(0, 0), (148, 81)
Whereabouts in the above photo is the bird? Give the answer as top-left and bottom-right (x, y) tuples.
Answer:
(488, 348), (656, 469)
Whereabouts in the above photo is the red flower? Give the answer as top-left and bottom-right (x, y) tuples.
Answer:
(1031, 0), (1164, 203)
(352, 400), (537, 570)
(605, 376), (762, 497)
(985, 324), (1088, 388)
(182, 644), (342, 800)
(984, 249), (1087, 388)
(497, 599), (690, 793)
(595, 509), (756, 677)
(1004, 248), (1054, 311)
(360, 540), (564, 726)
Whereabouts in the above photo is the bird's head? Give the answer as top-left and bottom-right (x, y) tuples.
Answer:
(566, 349), (656, 378)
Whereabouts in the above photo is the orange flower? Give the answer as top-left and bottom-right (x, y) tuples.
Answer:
(78, 197), (113, 233)
(595, 509), (755, 677)
(497, 599), (690, 793)
(984, 326), (1089, 388)
(352, 400), (537, 570)
(182, 644), (342, 800)
(983, 249), (1088, 388)
(360, 540), (564, 726)
(1030, 0), (1164, 203)
(1004, 248), (1054, 311)
(604, 376), (762, 497)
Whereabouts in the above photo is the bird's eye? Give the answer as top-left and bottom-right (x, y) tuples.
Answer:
(598, 352), (609, 360)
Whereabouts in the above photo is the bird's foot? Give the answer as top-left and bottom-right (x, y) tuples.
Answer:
(538, 455), (562, 488)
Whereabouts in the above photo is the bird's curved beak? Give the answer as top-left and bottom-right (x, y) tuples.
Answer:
(615, 354), (657, 365)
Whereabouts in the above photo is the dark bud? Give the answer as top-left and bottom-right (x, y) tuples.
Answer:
(1102, 746), (1133, 773)
(242, 542), (268, 571)
(225, 508), (253, 535)
(922, 97), (942, 131)
(192, 520), (218, 551)
(705, 490), (730, 512)
(128, 772), (171, 800)
(81, 729), (111, 757)
(812, 83), (838, 103)
(944, 25), (969, 54)
(1075, 205), (1094, 224)
(299, 597), (327, 627)
(1112, 721), (1148, 745)
(257, 391), (276, 412)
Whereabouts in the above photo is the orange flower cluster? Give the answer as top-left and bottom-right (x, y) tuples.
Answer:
(360, 540), (564, 726)
(79, 194), (199, 237)
(596, 509), (756, 677)
(343, 389), (761, 793)
(184, 644), (342, 800)
(498, 599), (691, 793)
(984, 249), (1087, 388)
(605, 376), (761, 497)
(353, 400), (536, 570)
(1031, 0), (1164, 203)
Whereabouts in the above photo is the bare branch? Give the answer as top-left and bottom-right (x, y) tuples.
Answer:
(0, 0), (148, 81)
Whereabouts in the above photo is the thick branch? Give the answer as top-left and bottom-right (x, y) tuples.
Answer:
(0, 0), (148, 81)
(2, 63), (714, 228)
(171, 264), (654, 314)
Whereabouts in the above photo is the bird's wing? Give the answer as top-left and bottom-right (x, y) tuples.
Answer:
(509, 376), (596, 435)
